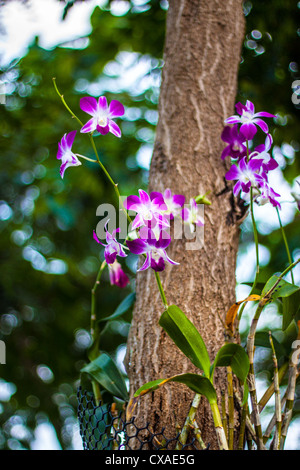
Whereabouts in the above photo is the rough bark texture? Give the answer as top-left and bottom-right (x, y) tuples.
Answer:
(125, 0), (245, 449)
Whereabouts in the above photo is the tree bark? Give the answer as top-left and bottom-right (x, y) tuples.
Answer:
(125, 0), (245, 449)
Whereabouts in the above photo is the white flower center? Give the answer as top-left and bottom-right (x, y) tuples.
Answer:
(240, 111), (253, 123)
(97, 112), (108, 127)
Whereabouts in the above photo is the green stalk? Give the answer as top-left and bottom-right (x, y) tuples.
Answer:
(250, 186), (260, 290)
(276, 206), (295, 284)
(227, 366), (234, 450)
(175, 393), (201, 450)
(269, 331), (281, 449)
(210, 401), (228, 450)
(155, 271), (168, 310)
(89, 260), (107, 406)
(91, 260), (107, 339)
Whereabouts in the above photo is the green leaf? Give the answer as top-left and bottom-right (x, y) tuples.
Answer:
(210, 344), (250, 404)
(99, 292), (136, 323)
(262, 275), (299, 301)
(282, 289), (300, 331)
(159, 305), (211, 378)
(211, 344), (249, 382)
(127, 373), (217, 417)
(81, 353), (129, 401)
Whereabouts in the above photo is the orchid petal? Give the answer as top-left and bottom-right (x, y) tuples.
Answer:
(109, 100), (125, 118)
(80, 96), (98, 116)
(252, 118), (269, 134)
(108, 119), (122, 138)
(240, 122), (257, 140)
(80, 118), (96, 134)
(97, 96), (108, 112)
(96, 123), (110, 135)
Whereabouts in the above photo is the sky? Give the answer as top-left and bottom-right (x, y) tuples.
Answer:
(0, 0), (107, 66)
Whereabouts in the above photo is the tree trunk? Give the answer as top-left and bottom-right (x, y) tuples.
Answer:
(125, 0), (245, 450)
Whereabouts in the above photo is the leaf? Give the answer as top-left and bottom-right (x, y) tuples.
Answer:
(127, 373), (217, 419)
(225, 295), (261, 333)
(211, 344), (249, 383)
(99, 292), (136, 323)
(81, 353), (129, 401)
(159, 305), (211, 378)
(262, 275), (299, 301)
(282, 289), (300, 331)
(210, 343), (250, 404)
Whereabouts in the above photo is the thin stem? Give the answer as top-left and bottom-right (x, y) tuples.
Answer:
(238, 402), (248, 450)
(52, 78), (84, 128)
(226, 366), (234, 450)
(76, 153), (98, 163)
(91, 260), (107, 339)
(276, 206), (295, 284)
(246, 302), (265, 450)
(221, 391), (228, 440)
(155, 271), (168, 309)
(250, 186), (260, 287)
(269, 331), (281, 449)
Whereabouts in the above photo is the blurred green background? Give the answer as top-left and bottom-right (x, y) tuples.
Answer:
(0, 0), (299, 449)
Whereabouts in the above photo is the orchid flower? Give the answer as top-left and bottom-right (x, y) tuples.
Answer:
(108, 261), (130, 288)
(80, 96), (124, 137)
(126, 228), (179, 272)
(250, 134), (278, 172)
(258, 182), (281, 209)
(220, 124), (247, 160)
(124, 189), (169, 231)
(93, 221), (127, 265)
(150, 189), (185, 219)
(56, 131), (81, 179)
(225, 157), (267, 196)
(181, 198), (204, 233)
(225, 100), (276, 141)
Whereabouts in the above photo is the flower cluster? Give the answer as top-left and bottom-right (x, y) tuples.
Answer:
(56, 96), (125, 179)
(93, 188), (204, 279)
(222, 100), (281, 208)
(56, 93), (205, 286)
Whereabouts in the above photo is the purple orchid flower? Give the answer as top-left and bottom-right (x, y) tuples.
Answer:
(56, 130), (81, 179)
(181, 198), (204, 233)
(150, 189), (185, 219)
(220, 125), (247, 160)
(250, 134), (278, 172)
(80, 96), (124, 137)
(108, 261), (130, 288)
(93, 221), (127, 265)
(225, 157), (267, 196)
(126, 228), (179, 272)
(225, 100), (276, 141)
(124, 189), (169, 231)
(259, 182), (281, 209)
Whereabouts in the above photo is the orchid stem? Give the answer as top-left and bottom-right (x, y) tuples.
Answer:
(155, 271), (168, 309)
(91, 260), (107, 339)
(52, 78), (84, 128)
(276, 206), (294, 284)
